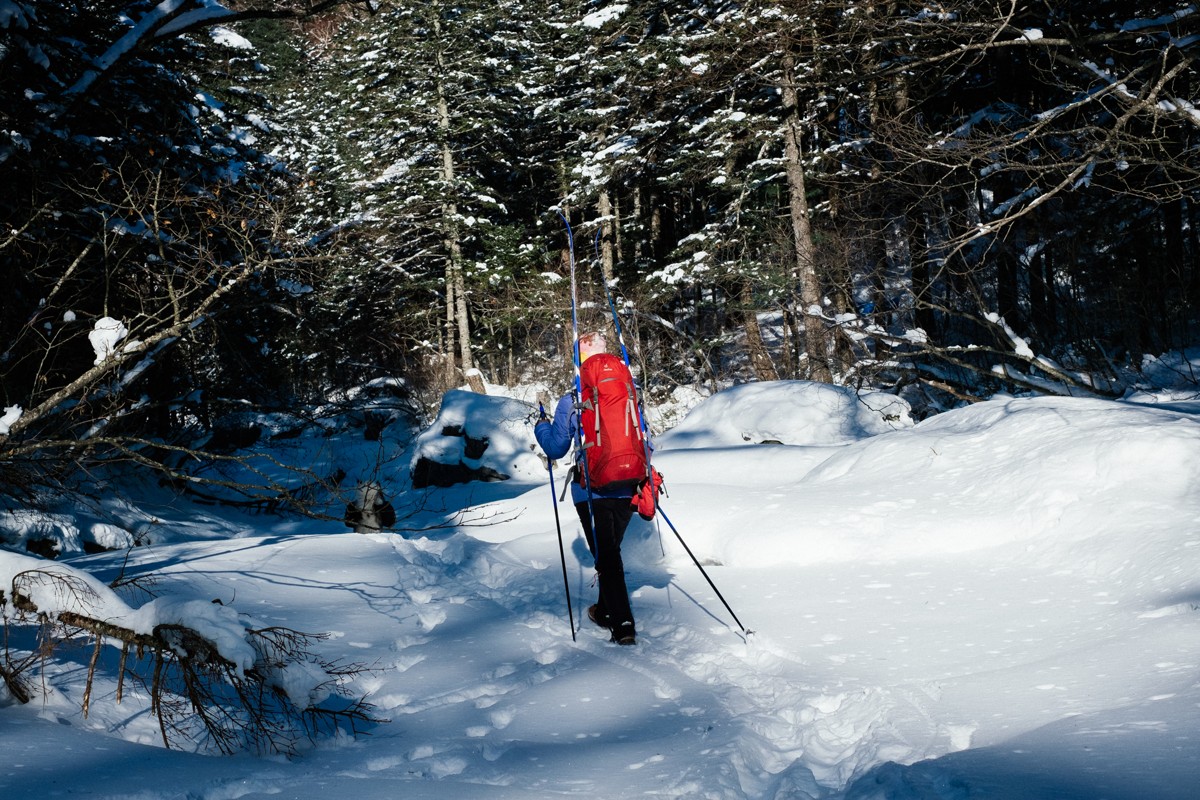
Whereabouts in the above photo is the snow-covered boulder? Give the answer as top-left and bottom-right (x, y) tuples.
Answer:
(410, 390), (545, 487)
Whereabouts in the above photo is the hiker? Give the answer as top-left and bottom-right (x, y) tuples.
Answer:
(535, 331), (647, 646)
(344, 481), (397, 533)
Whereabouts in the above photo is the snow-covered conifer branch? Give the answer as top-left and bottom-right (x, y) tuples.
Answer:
(1, 552), (380, 754)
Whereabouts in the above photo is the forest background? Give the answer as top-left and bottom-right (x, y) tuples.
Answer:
(2, 0), (1199, 500)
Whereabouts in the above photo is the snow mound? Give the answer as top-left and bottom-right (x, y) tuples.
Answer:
(655, 381), (913, 450)
(410, 390), (545, 485)
(666, 395), (1200, 569)
(810, 395), (1200, 524)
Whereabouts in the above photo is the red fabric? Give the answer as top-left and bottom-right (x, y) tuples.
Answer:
(632, 467), (663, 521)
(577, 353), (648, 492)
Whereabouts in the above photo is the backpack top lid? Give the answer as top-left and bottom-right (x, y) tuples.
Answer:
(579, 351), (629, 392)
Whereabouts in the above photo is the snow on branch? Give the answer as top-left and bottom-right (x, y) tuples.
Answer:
(65, 0), (230, 100)
(0, 551), (380, 754)
(60, 0), (355, 110)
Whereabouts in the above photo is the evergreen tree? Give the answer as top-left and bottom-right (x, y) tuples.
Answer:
(279, 0), (572, 391)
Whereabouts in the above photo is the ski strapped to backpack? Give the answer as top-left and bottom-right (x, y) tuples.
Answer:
(590, 227), (663, 520)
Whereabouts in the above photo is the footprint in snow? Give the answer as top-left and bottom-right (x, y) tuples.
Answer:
(628, 753), (666, 770)
(428, 756), (468, 778)
(364, 755), (405, 771)
(387, 652), (426, 673)
(488, 707), (516, 729)
(417, 607), (447, 630)
(392, 633), (431, 651)
(586, 636), (682, 701)
(534, 644), (564, 665)
(407, 588), (436, 604)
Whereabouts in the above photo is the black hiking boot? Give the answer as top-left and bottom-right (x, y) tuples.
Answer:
(611, 621), (636, 646)
(587, 604), (611, 630)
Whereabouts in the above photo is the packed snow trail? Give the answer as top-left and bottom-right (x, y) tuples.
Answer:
(350, 501), (981, 798)
(55, 520), (952, 798)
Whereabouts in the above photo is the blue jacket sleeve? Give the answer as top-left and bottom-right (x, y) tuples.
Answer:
(534, 393), (575, 460)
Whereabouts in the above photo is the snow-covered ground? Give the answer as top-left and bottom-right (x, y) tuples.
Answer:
(3, 381), (1200, 799)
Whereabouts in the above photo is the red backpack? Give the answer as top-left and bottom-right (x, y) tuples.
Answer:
(576, 353), (649, 493)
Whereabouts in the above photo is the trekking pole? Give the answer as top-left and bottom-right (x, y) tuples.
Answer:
(656, 504), (750, 636)
(541, 402), (576, 642)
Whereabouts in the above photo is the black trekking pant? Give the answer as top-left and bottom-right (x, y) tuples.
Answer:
(575, 497), (636, 633)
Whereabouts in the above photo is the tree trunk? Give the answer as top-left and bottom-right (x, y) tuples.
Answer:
(911, 207), (938, 337)
(442, 260), (458, 390)
(434, 15), (477, 389)
(1163, 198), (1187, 348)
(1029, 249), (1054, 345)
(633, 186), (645, 265)
(595, 190), (619, 343)
(737, 281), (779, 381)
(1186, 199), (1200, 311)
(450, 249), (475, 381)
(597, 189), (616, 287)
(996, 245), (1019, 330)
(780, 53), (832, 382)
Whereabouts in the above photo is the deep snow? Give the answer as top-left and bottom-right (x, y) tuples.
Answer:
(2, 380), (1200, 799)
